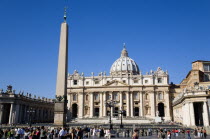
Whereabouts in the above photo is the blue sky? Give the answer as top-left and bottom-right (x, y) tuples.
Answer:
(0, 0), (210, 98)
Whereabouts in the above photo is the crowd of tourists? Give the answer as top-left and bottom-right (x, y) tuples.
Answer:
(132, 127), (207, 139)
(0, 126), (208, 139)
(0, 126), (110, 139)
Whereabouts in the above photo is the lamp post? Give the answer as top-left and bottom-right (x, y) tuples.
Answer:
(118, 110), (126, 129)
(105, 100), (116, 130)
(27, 108), (35, 128)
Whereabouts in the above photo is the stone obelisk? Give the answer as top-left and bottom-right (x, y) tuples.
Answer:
(54, 9), (68, 126)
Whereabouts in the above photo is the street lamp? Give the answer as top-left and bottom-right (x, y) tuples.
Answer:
(118, 109), (126, 129)
(104, 100), (116, 130)
(27, 108), (35, 128)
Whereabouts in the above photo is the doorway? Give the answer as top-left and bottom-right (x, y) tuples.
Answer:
(194, 102), (204, 126)
(72, 103), (78, 118)
(94, 108), (99, 117)
(134, 107), (139, 116)
(158, 103), (165, 117)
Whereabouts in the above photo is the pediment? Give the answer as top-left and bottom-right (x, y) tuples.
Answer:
(103, 80), (129, 87)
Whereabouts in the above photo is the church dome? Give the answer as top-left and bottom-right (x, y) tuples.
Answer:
(110, 44), (140, 75)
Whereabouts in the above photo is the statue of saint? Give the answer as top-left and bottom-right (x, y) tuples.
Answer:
(156, 111), (160, 117)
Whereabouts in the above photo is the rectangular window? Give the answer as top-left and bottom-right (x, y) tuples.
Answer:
(73, 80), (78, 85)
(113, 93), (118, 100)
(134, 80), (139, 83)
(204, 64), (210, 71)
(145, 80), (148, 83)
(107, 81), (110, 83)
(106, 94), (111, 100)
(123, 94), (126, 100)
(86, 81), (89, 85)
(204, 73), (210, 81)
(94, 94), (99, 100)
(73, 94), (77, 101)
(95, 81), (99, 84)
(123, 80), (126, 83)
(158, 78), (162, 83)
(134, 92), (138, 100)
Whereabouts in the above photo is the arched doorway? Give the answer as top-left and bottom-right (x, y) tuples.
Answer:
(72, 103), (78, 118)
(158, 103), (165, 117)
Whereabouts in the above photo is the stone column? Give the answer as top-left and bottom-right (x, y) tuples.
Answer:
(14, 104), (20, 124)
(120, 92), (123, 110)
(140, 92), (143, 117)
(126, 92), (130, 116)
(99, 92), (103, 117)
(130, 92), (134, 117)
(150, 91), (155, 117)
(78, 92), (84, 118)
(67, 94), (71, 122)
(182, 103), (189, 126)
(9, 103), (14, 124)
(19, 104), (22, 124)
(164, 91), (171, 119)
(203, 101), (210, 126)
(189, 102), (195, 126)
(185, 103), (191, 126)
(89, 92), (94, 118)
(24, 105), (27, 122)
(110, 92), (113, 117)
(103, 92), (107, 117)
(0, 104), (4, 124)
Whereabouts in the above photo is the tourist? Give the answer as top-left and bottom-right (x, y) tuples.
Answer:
(104, 129), (110, 138)
(186, 129), (191, 139)
(48, 129), (54, 139)
(40, 126), (47, 139)
(200, 127), (204, 138)
(141, 129), (144, 136)
(69, 128), (75, 139)
(194, 128), (198, 138)
(167, 130), (171, 139)
(75, 128), (83, 139)
(132, 129), (139, 139)
(58, 127), (67, 139)
(28, 129), (34, 139)
(204, 129), (207, 138)
(160, 130), (166, 139)
(99, 128), (104, 137)
(16, 128), (22, 139)
(0, 129), (3, 139)
(24, 129), (30, 139)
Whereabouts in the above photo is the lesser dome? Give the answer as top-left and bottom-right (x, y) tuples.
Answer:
(110, 45), (140, 75)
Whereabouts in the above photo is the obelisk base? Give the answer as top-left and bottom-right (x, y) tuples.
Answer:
(54, 102), (67, 126)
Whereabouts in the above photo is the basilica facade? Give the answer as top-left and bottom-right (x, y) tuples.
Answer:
(66, 46), (172, 123)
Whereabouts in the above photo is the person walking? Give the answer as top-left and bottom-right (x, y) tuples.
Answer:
(186, 129), (191, 139)
(167, 130), (171, 139)
(204, 129), (207, 138)
(59, 128), (67, 139)
(132, 129), (139, 139)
